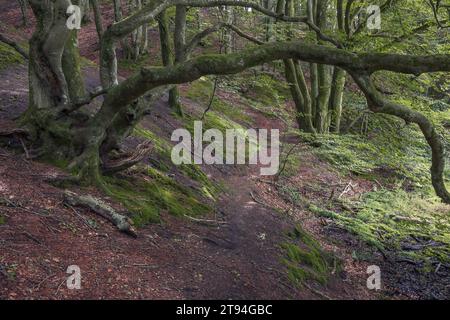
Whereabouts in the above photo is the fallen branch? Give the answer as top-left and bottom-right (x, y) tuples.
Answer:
(63, 190), (137, 237)
(250, 191), (275, 210)
(303, 282), (333, 300)
(184, 214), (228, 226)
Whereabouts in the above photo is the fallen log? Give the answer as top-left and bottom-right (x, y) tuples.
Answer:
(63, 190), (137, 238)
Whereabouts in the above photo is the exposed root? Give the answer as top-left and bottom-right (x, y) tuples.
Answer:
(0, 127), (30, 138)
(44, 175), (81, 188)
(102, 140), (153, 174)
(63, 190), (137, 237)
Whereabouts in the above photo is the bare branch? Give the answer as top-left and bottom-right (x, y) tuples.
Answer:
(0, 33), (28, 59)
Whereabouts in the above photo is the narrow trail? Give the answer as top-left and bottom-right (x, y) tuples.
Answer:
(0, 62), (297, 299)
(0, 2), (377, 299)
(0, 62), (370, 299)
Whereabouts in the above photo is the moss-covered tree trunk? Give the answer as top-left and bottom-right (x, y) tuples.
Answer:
(328, 67), (346, 133)
(327, 0), (346, 133)
(282, 0), (315, 133)
(22, 0), (97, 180)
(312, 0), (332, 133)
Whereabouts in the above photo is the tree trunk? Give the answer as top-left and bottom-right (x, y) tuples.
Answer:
(168, 5), (187, 116)
(18, 0), (28, 26)
(328, 67), (346, 133)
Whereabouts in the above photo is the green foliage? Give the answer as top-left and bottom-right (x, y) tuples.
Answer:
(0, 42), (24, 70)
(281, 226), (337, 286)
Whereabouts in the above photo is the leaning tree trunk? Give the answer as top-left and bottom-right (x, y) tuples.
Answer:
(22, 0), (89, 171)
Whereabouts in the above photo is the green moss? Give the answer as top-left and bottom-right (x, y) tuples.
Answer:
(134, 126), (220, 199)
(242, 73), (290, 106)
(185, 76), (214, 103)
(0, 42), (25, 71)
(0, 215), (5, 225)
(103, 168), (211, 227)
(293, 124), (440, 189)
(185, 77), (253, 126)
(309, 189), (450, 265)
(281, 226), (337, 286)
(118, 53), (161, 71)
(125, 125), (221, 225)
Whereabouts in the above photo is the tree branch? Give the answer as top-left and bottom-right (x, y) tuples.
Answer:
(350, 72), (450, 204)
(185, 22), (264, 55)
(0, 33), (28, 59)
(92, 40), (450, 203)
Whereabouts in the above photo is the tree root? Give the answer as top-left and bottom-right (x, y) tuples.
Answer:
(45, 175), (81, 188)
(63, 190), (137, 238)
(102, 140), (153, 174)
(0, 127), (30, 138)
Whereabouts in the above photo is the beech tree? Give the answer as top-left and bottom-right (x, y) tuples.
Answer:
(2, 0), (449, 204)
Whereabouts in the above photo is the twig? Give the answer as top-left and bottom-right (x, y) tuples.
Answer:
(127, 264), (159, 269)
(66, 204), (97, 231)
(22, 231), (41, 244)
(201, 77), (219, 120)
(1, 197), (49, 217)
(183, 214), (228, 226)
(303, 282), (332, 300)
(34, 273), (55, 291)
(249, 191), (275, 210)
(54, 277), (67, 296)
(19, 138), (30, 159)
(276, 141), (303, 180)
(338, 182), (354, 199)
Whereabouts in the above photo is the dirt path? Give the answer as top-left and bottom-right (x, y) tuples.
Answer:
(0, 1), (378, 300)
(0, 61), (371, 299)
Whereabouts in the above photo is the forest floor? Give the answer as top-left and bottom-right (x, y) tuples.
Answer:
(0, 1), (448, 300)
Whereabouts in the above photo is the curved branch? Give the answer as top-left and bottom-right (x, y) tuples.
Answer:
(185, 22), (264, 55)
(93, 40), (450, 202)
(62, 87), (108, 114)
(95, 40), (450, 128)
(350, 72), (450, 204)
(0, 33), (29, 59)
(102, 140), (153, 174)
